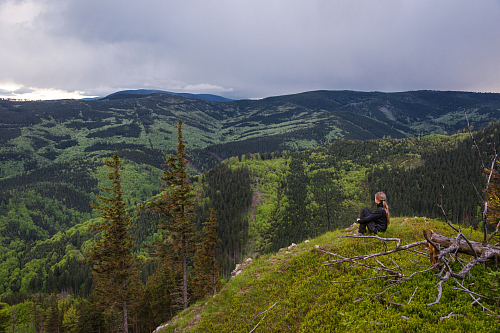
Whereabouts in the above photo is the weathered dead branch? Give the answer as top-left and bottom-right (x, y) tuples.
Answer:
(430, 231), (500, 279)
(343, 234), (402, 248)
(321, 231), (498, 309)
(321, 239), (428, 267)
(248, 301), (278, 333)
(321, 275), (398, 284)
(427, 271), (451, 306)
(408, 286), (418, 304)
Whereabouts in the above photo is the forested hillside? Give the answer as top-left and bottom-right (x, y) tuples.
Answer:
(2, 122), (499, 305)
(2, 90), (500, 179)
(1, 93), (500, 330)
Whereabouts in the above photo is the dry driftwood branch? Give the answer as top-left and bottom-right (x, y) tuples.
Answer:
(436, 182), (482, 259)
(440, 312), (463, 321)
(321, 229), (497, 309)
(452, 277), (494, 313)
(321, 239), (428, 267)
(464, 110), (486, 171)
(248, 301), (278, 333)
(406, 249), (429, 258)
(321, 275), (397, 284)
(452, 287), (494, 302)
(320, 249), (402, 277)
(427, 272), (451, 307)
(343, 234), (402, 248)
(408, 286), (418, 304)
(430, 232), (500, 278)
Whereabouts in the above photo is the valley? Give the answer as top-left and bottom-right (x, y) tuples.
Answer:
(0, 90), (499, 331)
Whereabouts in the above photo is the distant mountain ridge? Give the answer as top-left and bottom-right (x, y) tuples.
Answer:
(1, 89), (500, 178)
(98, 89), (235, 102)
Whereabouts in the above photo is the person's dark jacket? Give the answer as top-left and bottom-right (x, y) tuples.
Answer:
(358, 202), (388, 232)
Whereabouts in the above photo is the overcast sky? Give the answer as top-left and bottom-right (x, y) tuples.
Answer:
(1, 0), (500, 100)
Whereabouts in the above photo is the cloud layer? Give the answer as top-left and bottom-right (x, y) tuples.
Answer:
(1, 0), (500, 100)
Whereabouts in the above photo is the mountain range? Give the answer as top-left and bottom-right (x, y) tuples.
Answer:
(1, 89), (500, 179)
(98, 89), (235, 102)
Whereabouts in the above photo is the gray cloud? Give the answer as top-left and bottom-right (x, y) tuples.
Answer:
(0, 89), (14, 96)
(1, 0), (500, 99)
(13, 87), (35, 94)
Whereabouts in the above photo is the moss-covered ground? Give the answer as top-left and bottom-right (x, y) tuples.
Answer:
(163, 217), (499, 332)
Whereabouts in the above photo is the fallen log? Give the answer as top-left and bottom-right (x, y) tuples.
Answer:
(429, 230), (500, 279)
(430, 231), (500, 260)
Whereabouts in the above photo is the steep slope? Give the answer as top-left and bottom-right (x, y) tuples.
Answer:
(3, 122), (500, 298)
(162, 217), (497, 332)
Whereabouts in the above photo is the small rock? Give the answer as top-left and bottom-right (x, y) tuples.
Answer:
(152, 323), (169, 333)
(305, 240), (310, 243)
(245, 258), (252, 263)
(288, 243), (297, 250)
(402, 316), (409, 320)
(314, 245), (319, 249)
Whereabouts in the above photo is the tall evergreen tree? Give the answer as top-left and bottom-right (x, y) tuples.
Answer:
(87, 151), (140, 333)
(44, 293), (60, 333)
(193, 208), (221, 299)
(145, 119), (197, 309)
(140, 263), (177, 329)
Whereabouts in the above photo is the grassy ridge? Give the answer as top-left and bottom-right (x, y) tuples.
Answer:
(164, 217), (498, 332)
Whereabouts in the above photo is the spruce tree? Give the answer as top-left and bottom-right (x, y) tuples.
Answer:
(45, 293), (60, 333)
(145, 119), (197, 309)
(193, 208), (221, 299)
(141, 263), (177, 328)
(87, 151), (140, 333)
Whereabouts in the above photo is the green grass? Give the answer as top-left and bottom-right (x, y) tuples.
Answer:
(162, 217), (499, 332)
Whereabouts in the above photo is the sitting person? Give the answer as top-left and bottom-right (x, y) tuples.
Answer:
(356, 192), (390, 235)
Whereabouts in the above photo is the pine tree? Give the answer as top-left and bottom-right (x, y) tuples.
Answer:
(87, 151), (141, 333)
(193, 208), (221, 299)
(141, 263), (177, 328)
(145, 119), (197, 309)
(45, 293), (60, 333)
